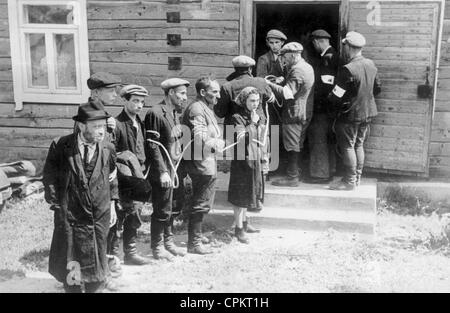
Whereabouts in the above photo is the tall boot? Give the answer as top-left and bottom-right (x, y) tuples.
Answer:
(187, 214), (212, 255)
(164, 217), (186, 257)
(272, 151), (300, 187)
(123, 219), (151, 265)
(151, 220), (174, 261)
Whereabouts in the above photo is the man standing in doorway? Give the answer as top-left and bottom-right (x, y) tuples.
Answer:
(145, 78), (190, 260)
(328, 31), (381, 190)
(306, 29), (339, 184)
(182, 76), (225, 255)
(265, 42), (315, 187)
(257, 29), (287, 84)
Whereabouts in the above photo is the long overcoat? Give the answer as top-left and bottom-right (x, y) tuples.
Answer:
(43, 133), (118, 284)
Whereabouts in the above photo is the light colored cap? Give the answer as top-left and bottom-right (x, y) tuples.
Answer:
(160, 78), (190, 91)
(232, 55), (256, 68)
(119, 84), (149, 97)
(279, 42), (304, 54)
(342, 31), (366, 48)
(266, 29), (287, 41)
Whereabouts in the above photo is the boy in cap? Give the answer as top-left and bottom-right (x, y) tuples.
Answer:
(257, 29), (287, 83)
(306, 29), (339, 184)
(144, 78), (190, 260)
(265, 42), (315, 187)
(43, 100), (119, 293)
(107, 85), (152, 266)
(328, 31), (381, 190)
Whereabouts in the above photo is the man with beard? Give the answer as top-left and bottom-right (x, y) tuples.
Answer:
(43, 100), (119, 293)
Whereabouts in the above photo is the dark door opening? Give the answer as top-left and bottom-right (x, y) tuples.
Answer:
(254, 3), (340, 67)
(254, 3), (341, 176)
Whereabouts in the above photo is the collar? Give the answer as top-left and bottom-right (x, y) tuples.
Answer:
(349, 53), (364, 63)
(321, 45), (332, 57)
(77, 133), (96, 149)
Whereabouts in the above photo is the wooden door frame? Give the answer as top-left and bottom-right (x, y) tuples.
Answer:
(239, 0), (344, 57)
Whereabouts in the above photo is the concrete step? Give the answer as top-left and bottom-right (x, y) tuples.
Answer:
(210, 172), (377, 234)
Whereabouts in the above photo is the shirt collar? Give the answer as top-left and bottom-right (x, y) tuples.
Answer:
(78, 133), (96, 151)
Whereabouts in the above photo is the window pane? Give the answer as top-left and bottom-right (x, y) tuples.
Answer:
(27, 33), (48, 88)
(24, 5), (74, 24)
(55, 34), (77, 89)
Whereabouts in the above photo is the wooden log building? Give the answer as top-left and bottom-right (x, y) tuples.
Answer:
(0, 0), (448, 178)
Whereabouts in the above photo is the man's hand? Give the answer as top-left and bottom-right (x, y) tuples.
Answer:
(160, 172), (172, 188)
(107, 117), (116, 131)
(215, 139), (225, 153)
(110, 201), (117, 228)
(275, 76), (285, 84)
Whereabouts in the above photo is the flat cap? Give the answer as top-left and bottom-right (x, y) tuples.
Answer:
(311, 29), (331, 39)
(87, 72), (122, 90)
(279, 42), (304, 54)
(119, 84), (149, 97)
(160, 78), (190, 91)
(266, 29), (287, 41)
(232, 55), (256, 68)
(342, 31), (366, 48)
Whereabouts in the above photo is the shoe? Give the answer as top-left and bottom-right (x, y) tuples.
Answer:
(187, 217), (213, 255)
(305, 177), (331, 184)
(124, 254), (152, 265)
(235, 227), (249, 244)
(102, 279), (120, 293)
(151, 220), (174, 261)
(329, 180), (355, 191)
(243, 221), (260, 233)
(164, 217), (187, 257)
(272, 176), (299, 187)
(107, 255), (122, 278)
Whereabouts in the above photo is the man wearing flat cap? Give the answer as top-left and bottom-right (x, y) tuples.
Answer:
(257, 29), (287, 84)
(214, 55), (275, 216)
(328, 31), (381, 190)
(43, 100), (119, 293)
(144, 78), (190, 260)
(265, 42), (315, 187)
(306, 29), (339, 184)
(86, 72), (123, 134)
(107, 85), (152, 266)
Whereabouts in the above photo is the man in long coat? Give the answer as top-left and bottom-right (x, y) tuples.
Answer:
(43, 100), (119, 293)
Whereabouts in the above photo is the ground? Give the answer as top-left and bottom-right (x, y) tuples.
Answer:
(0, 194), (449, 293)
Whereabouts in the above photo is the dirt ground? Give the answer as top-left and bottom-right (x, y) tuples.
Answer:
(0, 195), (449, 293)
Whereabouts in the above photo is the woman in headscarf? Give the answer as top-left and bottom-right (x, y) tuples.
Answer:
(228, 87), (267, 244)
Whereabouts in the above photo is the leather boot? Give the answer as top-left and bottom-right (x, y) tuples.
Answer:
(164, 217), (186, 257)
(243, 221), (260, 233)
(187, 216), (213, 255)
(151, 220), (174, 261)
(123, 221), (151, 265)
(235, 227), (249, 244)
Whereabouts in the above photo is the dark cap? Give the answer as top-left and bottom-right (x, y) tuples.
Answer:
(87, 72), (122, 90)
(311, 29), (331, 39)
(73, 99), (111, 123)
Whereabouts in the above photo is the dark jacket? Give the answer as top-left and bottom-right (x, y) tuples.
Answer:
(43, 133), (118, 283)
(268, 59), (315, 124)
(328, 55), (381, 122)
(314, 46), (339, 114)
(256, 51), (284, 79)
(113, 110), (146, 166)
(144, 100), (183, 182)
(214, 72), (271, 126)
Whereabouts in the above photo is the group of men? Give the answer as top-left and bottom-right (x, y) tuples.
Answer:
(42, 27), (381, 293)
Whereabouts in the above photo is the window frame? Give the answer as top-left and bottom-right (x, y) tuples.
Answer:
(8, 0), (90, 111)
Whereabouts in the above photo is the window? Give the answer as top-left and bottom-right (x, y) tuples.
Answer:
(8, 0), (90, 110)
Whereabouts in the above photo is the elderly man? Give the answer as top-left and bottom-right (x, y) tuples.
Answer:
(107, 85), (152, 266)
(306, 29), (339, 184)
(265, 42), (315, 187)
(182, 76), (225, 255)
(257, 29), (287, 84)
(43, 100), (119, 293)
(145, 78), (190, 260)
(328, 31), (381, 190)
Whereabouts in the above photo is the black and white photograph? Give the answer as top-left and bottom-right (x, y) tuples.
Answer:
(0, 0), (449, 297)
